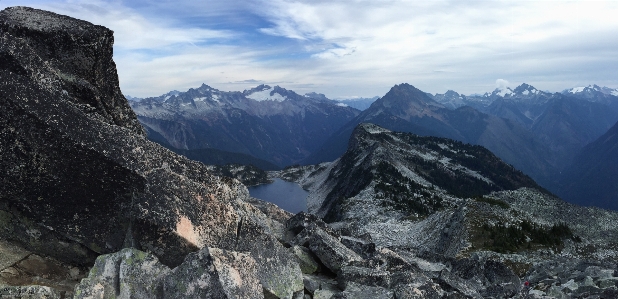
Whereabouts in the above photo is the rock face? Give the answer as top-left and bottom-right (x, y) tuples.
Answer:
(0, 6), (302, 298)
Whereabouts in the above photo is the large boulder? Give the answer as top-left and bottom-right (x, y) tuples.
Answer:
(74, 248), (170, 299)
(74, 247), (264, 299)
(306, 228), (362, 273)
(163, 247), (263, 299)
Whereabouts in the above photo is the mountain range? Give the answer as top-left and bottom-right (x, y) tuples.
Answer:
(3, 7), (618, 298)
(129, 84), (359, 167)
(131, 81), (618, 210)
(305, 83), (559, 189)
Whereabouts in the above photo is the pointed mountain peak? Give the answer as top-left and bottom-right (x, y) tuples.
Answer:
(444, 90), (460, 97)
(371, 83), (445, 118)
(513, 83), (541, 96)
(243, 84), (272, 95)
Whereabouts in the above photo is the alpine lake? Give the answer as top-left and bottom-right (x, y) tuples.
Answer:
(248, 178), (308, 213)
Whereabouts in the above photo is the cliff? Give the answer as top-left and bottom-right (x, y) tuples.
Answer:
(0, 7), (302, 298)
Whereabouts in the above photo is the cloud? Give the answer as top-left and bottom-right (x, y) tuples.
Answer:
(3, 0), (618, 98)
(496, 79), (510, 90)
(230, 79), (264, 84)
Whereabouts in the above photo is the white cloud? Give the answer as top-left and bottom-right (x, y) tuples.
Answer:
(2, 0), (618, 97)
(496, 79), (510, 90)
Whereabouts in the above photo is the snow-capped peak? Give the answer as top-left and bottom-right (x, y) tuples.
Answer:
(245, 85), (288, 102)
(568, 86), (587, 94)
(493, 87), (513, 97)
(513, 83), (539, 96)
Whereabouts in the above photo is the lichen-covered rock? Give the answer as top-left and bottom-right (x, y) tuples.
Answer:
(0, 285), (62, 299)
(333, 282), (394, 299)
(0, 6), (293, 277)
(291, 246), (320, 274)
(74, 247), (264, 299)
(164, 247), (263, 299)
(74, 248), (170, 299)
(235, 218), (304, 299)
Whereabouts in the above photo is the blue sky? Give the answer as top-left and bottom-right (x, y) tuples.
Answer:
(2, 0), (618, 99)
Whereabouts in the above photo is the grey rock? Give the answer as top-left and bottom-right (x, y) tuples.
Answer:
(303, 274), (339, 295)
(285, 212), (338, 243)
(313, 289), (337, 299)
(439, 258), (521, 299)
(307, 227), (362, 272)
(1, 252), (85, 297)
(0, 285), (62, 299)
(74, 248), (170, 299)
(598, 278), (618, 288)
(371, 248), (417, 272)
(333, 282), (394, 299)
(393, 281), (442, 299)
(337, 266), (391, 289)
(164, 247), (263, 299)
(235, 218), (304, 299)
(291, 246), (320, 274)
(340, 236), (375, 259)
(75, 247), (264, 299)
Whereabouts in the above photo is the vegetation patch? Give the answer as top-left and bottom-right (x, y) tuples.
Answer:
(374, 161), (443, 217)
(478, 220), (581, 253)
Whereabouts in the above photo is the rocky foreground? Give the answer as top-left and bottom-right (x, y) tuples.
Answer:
(1, 6), (618, 299)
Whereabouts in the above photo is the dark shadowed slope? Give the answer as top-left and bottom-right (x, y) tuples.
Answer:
(559, 121), (618, 210)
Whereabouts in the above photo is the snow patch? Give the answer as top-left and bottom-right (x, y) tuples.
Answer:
(362, 125), (390, 134)
(246, 87), (287, 102)
(569, 87), (585, 93)
(522, 90), (529, 95)
(193, 97), (207, 102)
(612, 90), (618, 96)
(336, 103), (349, 107)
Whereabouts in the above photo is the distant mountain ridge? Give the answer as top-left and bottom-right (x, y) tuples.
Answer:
(559, 120), (618, 210)
(305, 83), (559, 189)
(332, 96), (379, 111)
(129, 84), (360, 167)
(426, 82), (618, 197)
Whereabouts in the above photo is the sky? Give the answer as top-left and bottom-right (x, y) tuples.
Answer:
(2, 0), (618, 99)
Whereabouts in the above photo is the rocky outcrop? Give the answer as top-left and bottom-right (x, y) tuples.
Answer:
(0, 6), (302, 298)
(74, 247), (264, 299)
